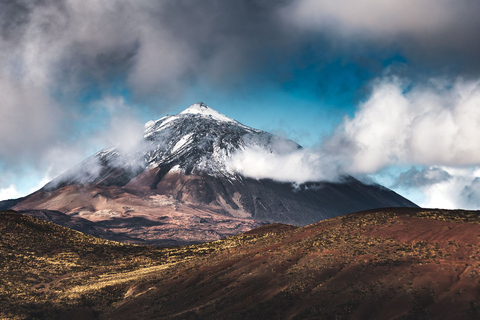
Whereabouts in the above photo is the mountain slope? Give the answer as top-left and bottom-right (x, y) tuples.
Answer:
(12, 103), (417, 244)
(2, 208), (480, 319)
(110, 208), (480, 320)
(42, 102), (296, 189)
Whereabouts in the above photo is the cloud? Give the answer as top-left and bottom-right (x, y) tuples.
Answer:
(404, 167), (480, 210)
(1, 0), (479, 165)
(0, 0), (300, 99)
(227, 145), (340, 184)
(284, 0), (454, 36)
(0, 185), (21, 201)
(283, 0), (480, 72)
(0, 173), (50, 201)
(0, 93), (150, 199)
(0, 0), (294, 160)
(38, 96), (149, 182)
(459, 177), (480, 209)
(2, 0), (480, 111)
(91, 96), (146, 154)
(229, 76), (480, 192)
(2, 0), (480, 206)
(325, 77), (480, 173)
(0, 76), (62, 160)
(393, 167), (452, 188)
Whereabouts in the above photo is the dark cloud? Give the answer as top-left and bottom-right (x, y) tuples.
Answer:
(0, 0), (300, 98)
(2, 0), (480, 200)
(3, 0), (480, 106)
(0, 0), (30, 41)
(460, 178), (480, 208)
(394, 167), (452, 189)
(283, 0), (480, 77)
(0, 0), (307, 166)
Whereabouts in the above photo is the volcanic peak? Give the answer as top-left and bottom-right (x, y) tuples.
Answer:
(144, 102), (245, 139)
(179, 102), (235, 123)
(8, 101), (419, 244)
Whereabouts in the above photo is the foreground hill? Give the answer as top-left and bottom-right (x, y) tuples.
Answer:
(9, 103), (416, 245)
(2, 207), (480, 319)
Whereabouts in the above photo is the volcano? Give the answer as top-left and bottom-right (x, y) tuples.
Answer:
(11, 103), (417, 245)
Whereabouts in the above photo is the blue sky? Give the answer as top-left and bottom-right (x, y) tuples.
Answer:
(2, 0), (480, 209)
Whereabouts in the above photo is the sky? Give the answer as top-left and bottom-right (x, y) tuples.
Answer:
(2, 0), (480, 209)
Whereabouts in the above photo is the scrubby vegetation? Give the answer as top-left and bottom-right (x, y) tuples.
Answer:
(1, 208), (480, 319)
(0, 210), (219, 319)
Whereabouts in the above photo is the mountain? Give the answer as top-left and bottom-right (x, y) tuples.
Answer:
(41, 102), (296, 189)
(2, 208), (480, 319)
(11, 102), (417, 245)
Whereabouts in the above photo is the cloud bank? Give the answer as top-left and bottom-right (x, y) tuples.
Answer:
(2, 0), (480, 164)
(329, 77), (480, 173)
(230, 76), (480, 209)
(227, 145), (339, 184)
(284, 0), (480, 72)
(393, 166), (480, 210)
(231, 77), (480, 180)
(2, 0), (480, 208)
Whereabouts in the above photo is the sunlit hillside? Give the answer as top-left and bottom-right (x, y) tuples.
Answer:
(2, 208), (480, 319)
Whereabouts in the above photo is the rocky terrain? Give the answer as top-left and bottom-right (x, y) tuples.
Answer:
(2, 207), (480, 319)
(6, 103), (416, 245)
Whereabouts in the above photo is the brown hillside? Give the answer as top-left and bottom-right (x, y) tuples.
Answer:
(1, 208), (480, 319)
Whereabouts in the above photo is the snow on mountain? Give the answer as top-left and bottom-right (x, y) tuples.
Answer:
(179, 102), (237, 123)
(45, 102), (299, 189)
(13, 102), (418, 243)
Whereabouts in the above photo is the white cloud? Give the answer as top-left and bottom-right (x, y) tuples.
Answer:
(393, 166), (452, 188)
(0, 95), (149, 196)
(92, 96), (146, 154)
(0, 185), (21, 201)
(229, 76), (480, 211)
(227, 146), (340, 184)
(413, 167), (480, 209)
(0, 173), (53, 201)
(37, 96), (148, 183)
(328, 77), (480, 173)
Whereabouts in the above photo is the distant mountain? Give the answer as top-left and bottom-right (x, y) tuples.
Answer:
(0, 196), (24, 211)
(41, 102), (301, 189)
(12, 102), (417, 245)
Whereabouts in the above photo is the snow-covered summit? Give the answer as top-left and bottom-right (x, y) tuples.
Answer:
(45, 102), (299, 189)
(141, 102), (297, 177)
(179, 102), (235, 123)
(38, 101), (418, 227)
(144, 102), (245, 138)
